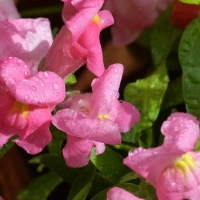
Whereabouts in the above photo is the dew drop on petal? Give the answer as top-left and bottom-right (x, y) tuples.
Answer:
(31, 86), (37, 91)
(34, 97), (38, 101)
(24, 95), (29, 101)
(43, 71), (49, 78)
(53, 83), (59, 90)
(72, 121), (78, 126)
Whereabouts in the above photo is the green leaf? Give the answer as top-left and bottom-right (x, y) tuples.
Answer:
(17, 171), (63, 200)
(124, 64), (169, 143)
(120, 172), (140, 183)
(29, 154), (82, 184)
(48, 125), (66, 155)
(67, 163), (96, 200)
(151, 8), (182, 67)
(0, 136), (18, 158)
(91, 183), (140, 200)
(137, 180), (157, 200)
(179, 15), (200, 119)
(161, 76), (184, 109)
(90, 146), (131, 184)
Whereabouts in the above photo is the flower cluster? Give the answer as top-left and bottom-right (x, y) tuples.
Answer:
(2, 0), (200, 200)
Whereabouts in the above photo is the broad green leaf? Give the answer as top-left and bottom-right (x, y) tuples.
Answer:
(67, 162), (96, 200)
(91, 183), (140, 200)
(179, 15), (200, 119)
(0, 136), (18, 158)
(90, 146), (131, 184)
(161, 76), (183, 109)
(17, 171), (63, 200)
(195, 137), (200, 151)
(124, 64), (169, 143)
(151, 8), (182, 67)
(29, 154), (81, 184)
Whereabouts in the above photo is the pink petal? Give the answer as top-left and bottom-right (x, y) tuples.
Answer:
(157, 152), (200, 200)
(41, 26), (83, 79)
(107, 187), (144, 200)
(15, 121), (52, 154)
(0, 0), (20, 20)
(94, 142), (105, 155)
(114, 101), (140, 132)
(123, 147), (178, 187)
(52, 108), (121, 145)
(103, 0), (175, 45)
(98, 10), (114, 30)
(62, 135), (94, 167)
(15, 71), (65, 106)
(0, 57), (30, 93)
(0, 18), (53, 74)
(161, 113), (199, 153)
(62, 0), (104, 46)
(90, 64), (123, 116)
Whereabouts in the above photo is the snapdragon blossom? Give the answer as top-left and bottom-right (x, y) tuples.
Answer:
(124, 113), (200, 200)
(42, 0), (114, 78)
(0, 18), (53, 75)
(107, 187), (144, 200)
(103, 0), (176, 46)
(52, 64), (140, 167)
(0, 0), (20, 20)
(0, 57), (65, 154)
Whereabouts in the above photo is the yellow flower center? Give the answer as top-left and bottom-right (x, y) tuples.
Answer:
(12, 100), (29, 118)
(97, 114), (110, 119)
(92, 14), (101, 27)
(174, 153), (196, 175)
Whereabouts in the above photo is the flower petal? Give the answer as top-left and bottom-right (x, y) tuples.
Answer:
(62, 135), (94, 167)
(161, 113), (199, 153)
(90, 64), (123, 116)
(107, 187), (144, 200)
(15, 71), (65, 106)
(52, 108), (121, 145)
(114, 101), (140, 132)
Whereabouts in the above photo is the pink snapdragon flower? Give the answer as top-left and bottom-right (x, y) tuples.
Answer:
(107, 187), (144, 200)
(42, 0), (114, 78)
(52, 64), (140, 167)
(0, 18), (53, 75)
(103, 0), (176, 46)
(0, 0), (20, 20)
(0, 57), (65, 154)
(124, 113), (200, 200)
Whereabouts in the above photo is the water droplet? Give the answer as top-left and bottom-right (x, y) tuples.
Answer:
(128, 148), (135, 155)
(34, 97), (38, 101)
(114, 68), (118, 73)
(31, 86), (37, 91)
(72, 121), (78, 126)
(24, 71), (29, 76)
(53, 83), (59, 90)
(73, 25), (76, 29)
(43, 72), (49, 78)
(24, 95), (29, 101)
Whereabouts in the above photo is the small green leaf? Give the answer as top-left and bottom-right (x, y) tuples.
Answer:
(65, 74), (77, 85)
(90, 146), (131, 184)
(17, 171), (63, 200)
(151, 8), (182, 67)
(48, 125), (66, 155)
(0, 136), (18, 158)
(120, 172), (140, 183)
(124, 64), (169, 143)
(137, 180), (157, 200)
(67, 162), (96, 200)
(179, 15), (200, 119)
